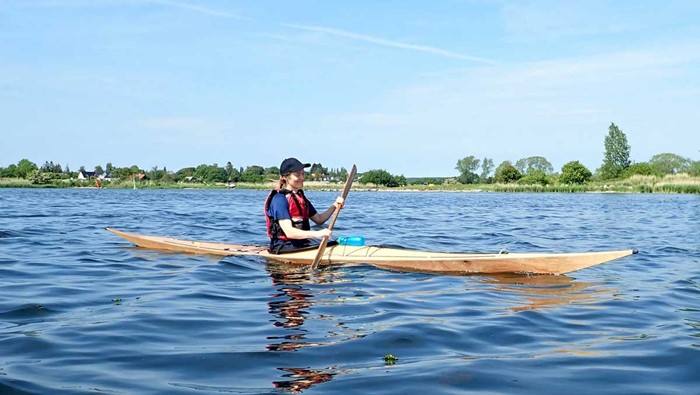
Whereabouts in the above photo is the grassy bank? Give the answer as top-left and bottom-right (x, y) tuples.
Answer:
(1, 174), (699, 193)
(389, 174), (700, 194)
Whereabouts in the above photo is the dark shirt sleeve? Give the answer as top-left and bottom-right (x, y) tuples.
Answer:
(268, 194), (291, 220)
(307, 200), (317, 217)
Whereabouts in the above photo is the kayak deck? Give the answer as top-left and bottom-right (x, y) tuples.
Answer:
(106, 228), (637, 275)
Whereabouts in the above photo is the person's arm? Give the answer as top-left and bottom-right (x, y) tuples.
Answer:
(309, 196), (344, 225)
(278, 219), (331, 239)
(270, 193), (327, 239)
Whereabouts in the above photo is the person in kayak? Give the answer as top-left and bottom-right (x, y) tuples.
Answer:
(265, 157), (344, 254)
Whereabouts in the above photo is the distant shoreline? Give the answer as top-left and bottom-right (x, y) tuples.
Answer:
(1, 176), (699, 194)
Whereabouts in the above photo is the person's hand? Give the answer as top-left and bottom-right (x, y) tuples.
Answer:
(333, 196), (345, 209)
(316, 228), (332, 238)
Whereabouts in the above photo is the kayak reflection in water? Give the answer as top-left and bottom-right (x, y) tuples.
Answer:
(273, 367), (337, 393)
(265, 157), (344, 254)
(480, 274), (612, 313)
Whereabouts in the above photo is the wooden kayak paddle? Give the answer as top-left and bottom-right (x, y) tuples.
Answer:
(310, 164), (357, 271)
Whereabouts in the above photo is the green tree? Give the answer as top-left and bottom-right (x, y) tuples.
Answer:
(264, 166), (280, 176)
(309, 163), (327, 180)
(16, 159), (38, 178)
(648, 153), (691, 175)
(560, 161), (592, 184)
(456, 156), (480, 184)
(193, 164), (228, 183)
(110, 167), (129, 180)
(359, 169), (392, 185)
(225, 162), (235, 181)
(338, 167), (348, 182)
(599, 123), (631, 179)
(228, 167), (241, 182)
(148, 166), (168, 181)
(480, 158), (494, 183)
(359, 169), (405, 187)
(518, 169), (550, 186)
(515, 156), (554, 175)
(160, 171), (173, 183)
(40, 161), (62, 174)
(240, 165), (265, 183)
(94, 165), (104, 175)
(391, 175), (407, 187)
(494, 161), (522, 183)
(64, 165), (75, 179)
(3, 164), (18, 177)
(106, 162), (114, 174)
(208, 167), (228, 183)
(109, 165), (141, 180)
(623, 162), (660, 177)
(688, 161), (700, 177)
(28, 170), (52, 185)
(193, 165), (208, 181)
(175, 167), (196, 182)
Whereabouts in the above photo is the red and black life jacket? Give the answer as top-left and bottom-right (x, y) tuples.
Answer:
(264, 189), (311, 240)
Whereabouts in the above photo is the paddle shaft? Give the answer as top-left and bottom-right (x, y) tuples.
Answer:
(310, 164), (357, 271)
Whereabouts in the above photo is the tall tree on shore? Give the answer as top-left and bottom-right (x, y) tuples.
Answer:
(456, 156), (480, 184)
(494, 161), (522, 183)
(515, 156), (554, 175)
(480, 158), (494, 183)
(561, 161), (592, 184)
(16, 159), (38, 178)
(225, 162), (235, 181)
(648, 153), (691, 175)
(309, 163), (327, 180)
(339, 167), (349, 182)
(599, 122), (631, 179)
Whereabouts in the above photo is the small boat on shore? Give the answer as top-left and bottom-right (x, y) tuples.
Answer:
(106, 228), (637, 275)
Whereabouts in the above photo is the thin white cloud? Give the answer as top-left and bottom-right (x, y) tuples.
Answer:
(283, 23), (498, 65)
(322, 39), (700, 171)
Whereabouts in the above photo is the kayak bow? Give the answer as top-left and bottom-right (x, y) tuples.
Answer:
(105, 228), (637, 275)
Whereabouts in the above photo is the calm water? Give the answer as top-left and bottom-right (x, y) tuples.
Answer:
(1, 189), (698, 394)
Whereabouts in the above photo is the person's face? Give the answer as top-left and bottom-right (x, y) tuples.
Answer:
(285, 170), (305, 190)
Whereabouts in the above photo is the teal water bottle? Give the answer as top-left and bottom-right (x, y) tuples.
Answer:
(338, 235), (366, 246)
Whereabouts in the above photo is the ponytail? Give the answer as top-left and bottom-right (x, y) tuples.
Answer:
(275, 176), (287, 190)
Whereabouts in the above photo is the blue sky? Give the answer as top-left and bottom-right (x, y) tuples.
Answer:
(1, 0), (699, 177)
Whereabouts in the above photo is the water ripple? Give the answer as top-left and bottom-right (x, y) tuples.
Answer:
(0, 189), (698, 393)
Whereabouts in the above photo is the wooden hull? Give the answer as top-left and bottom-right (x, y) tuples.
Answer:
(106, 228), (637, 275)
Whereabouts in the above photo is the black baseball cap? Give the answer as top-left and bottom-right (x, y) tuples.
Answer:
(280, 158), (310, 175)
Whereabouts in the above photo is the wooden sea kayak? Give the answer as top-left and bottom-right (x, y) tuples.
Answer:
(106, 228), (637, 275)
